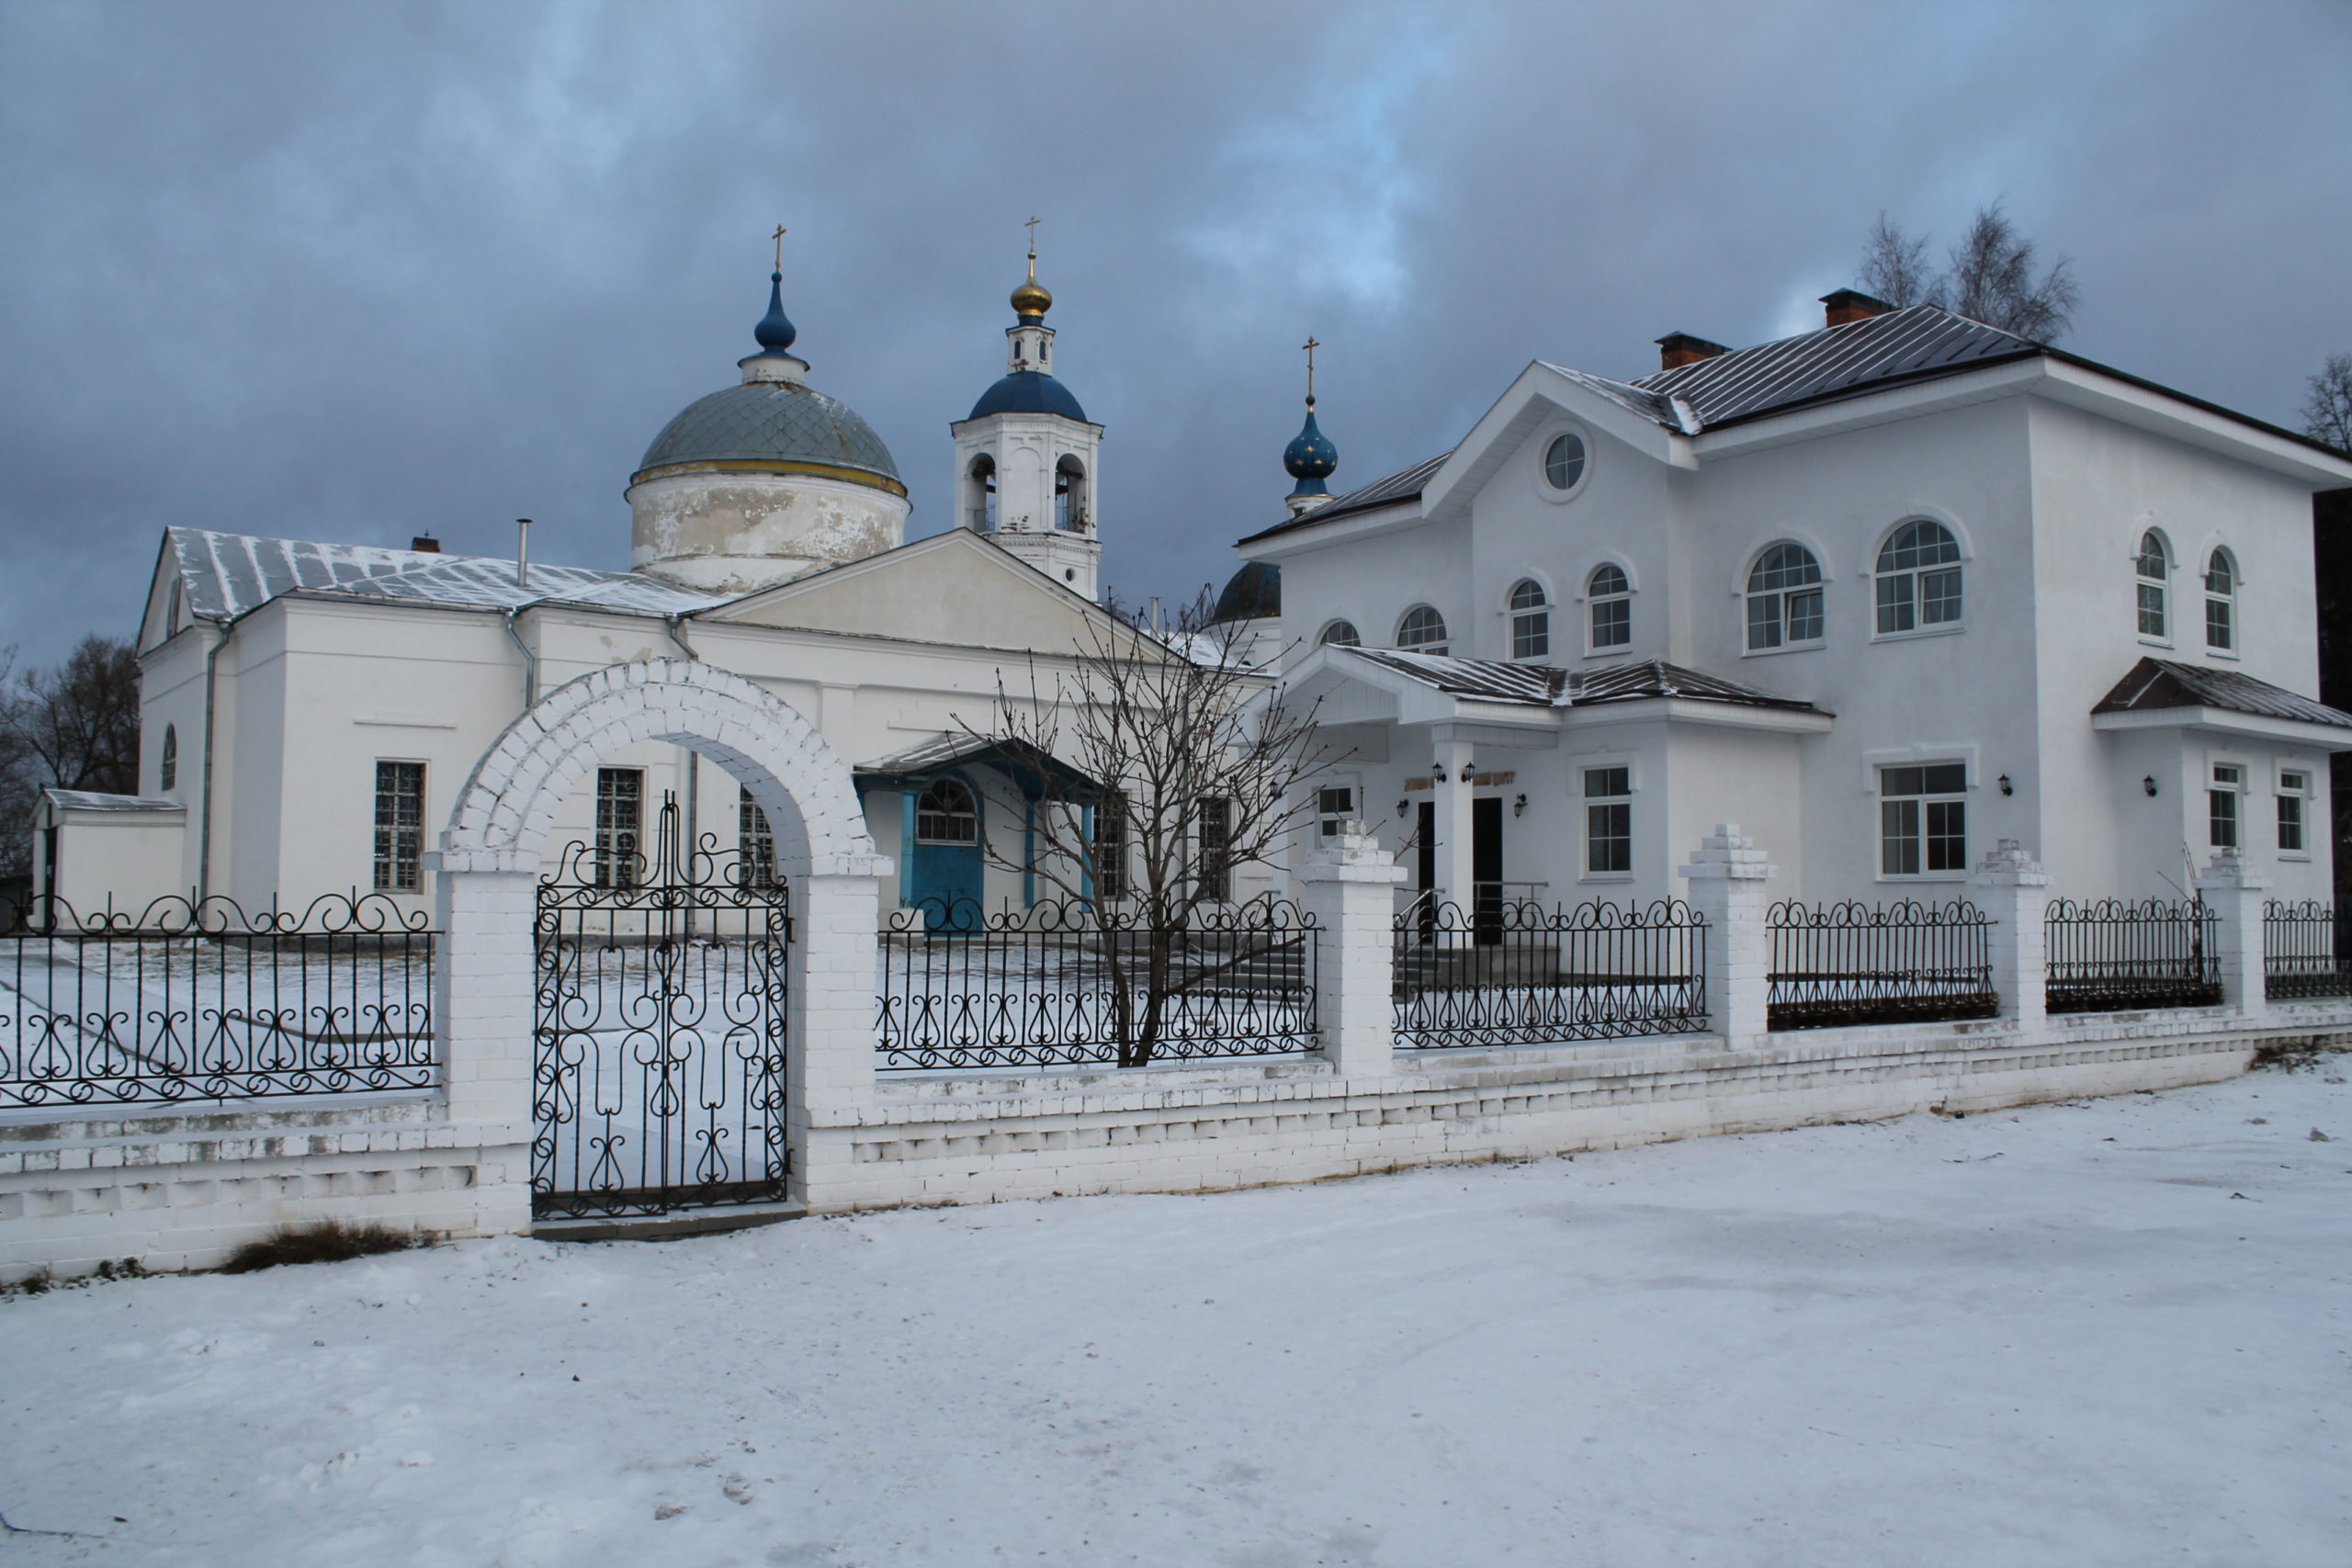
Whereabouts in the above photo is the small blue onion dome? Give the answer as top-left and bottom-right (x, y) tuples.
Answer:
(1283, 407), (1338, 496)
(752, 270), (797, 355)
(967, 368), (1089, 423)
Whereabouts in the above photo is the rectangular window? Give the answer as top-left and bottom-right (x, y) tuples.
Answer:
(1875, 572), (1914, 635)
(1589, 596), (1630, 649)
(2206, 595), (2233, 650)
(738, 785), (776, 887)
(1512, 609), (1549, 660)
(1880, 762), (1967, 875)
(1196, 795), (1232, 900)
(1584, 766), (1631, 874)
(2138, 581), (2167, 638)
(2278, 784), (2307, 853)
(1094, 792), (1127, 901)
(372, 761), (424, 893)
(1919, 567), (1963, 626)
(1317, 784), (1356, 839)
(2209, 763), (2243, 850)
(595, 767), (644, 887)
(1785, 588), (1825, 644)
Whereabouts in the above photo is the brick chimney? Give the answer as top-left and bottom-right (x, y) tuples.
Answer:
(409, 535), (441, 553)
(1820, 289), (1894, 328)
(1656, 333), (1730, 371)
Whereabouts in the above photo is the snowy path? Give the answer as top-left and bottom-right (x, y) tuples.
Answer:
(3, 1066), (2348, 1567)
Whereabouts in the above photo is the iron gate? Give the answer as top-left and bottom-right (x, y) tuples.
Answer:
(532, 798), (791, 1219)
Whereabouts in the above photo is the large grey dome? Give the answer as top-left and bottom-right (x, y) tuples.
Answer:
(636, 381), (901, 484)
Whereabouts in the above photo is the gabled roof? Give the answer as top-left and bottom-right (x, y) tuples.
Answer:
(1564, 658), (1823, 712)
(1338, 649), (1820, 714)
(856, 735), (1106, 800)
(2093, 657), (2352, 729)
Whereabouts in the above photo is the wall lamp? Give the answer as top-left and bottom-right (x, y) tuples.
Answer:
(1396, 800), (1409, 818)
(1513, 793), (1529, 818)
(2143, 775), (2160, 797)
(1997, 774), (2013, 796)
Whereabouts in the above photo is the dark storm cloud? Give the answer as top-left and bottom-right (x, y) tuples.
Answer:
(2, 0), (2346, 661)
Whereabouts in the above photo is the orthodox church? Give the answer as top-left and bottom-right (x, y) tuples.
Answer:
(38, 248), (1159, 922)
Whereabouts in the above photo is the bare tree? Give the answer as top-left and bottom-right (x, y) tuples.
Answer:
(1856, 203), (2078, 342)
(2303, 352), (2352, 453)
(2, 635), (141, 795)
(952, 591), (1333, 1066)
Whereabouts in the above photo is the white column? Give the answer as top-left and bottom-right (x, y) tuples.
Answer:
(2194, 848), (2272, 1021)
(787, 867), (885, 1208)
(1295, 822), (1408, 1077)
(428, 851), (539, 1130)
(1971, 839), (2051, 1032)
(1677, 823), (1774, 1047)
(1430, 735), (1476, 911)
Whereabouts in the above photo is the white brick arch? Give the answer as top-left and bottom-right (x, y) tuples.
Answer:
(439, 657), (882, 878)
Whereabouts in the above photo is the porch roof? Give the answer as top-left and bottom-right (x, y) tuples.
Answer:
(40, 788), (185, 814)
(2090, 657), (2352, 750)
(855, 735), (1108, 801)
(1340, 649), (1822, 713)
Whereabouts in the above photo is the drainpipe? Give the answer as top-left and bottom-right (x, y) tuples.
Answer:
(503, 606), (537, 711)
(197, 619), (231, 903)
(666, 613), (701, 876)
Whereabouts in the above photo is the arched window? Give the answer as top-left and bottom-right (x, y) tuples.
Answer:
(2137, 530), (2171, 639)
(1054, 456), (1087, 532)
(915, 778), (979, 844)
(1874, 519), (1963, 635)
(159, 725), (177, 792)
(1746, 543), (1825, 650)
(1543, 433), (1588, 491)
(1587, 563), (1632, 650)
(1318, 620), (1361, 648)
(967, 455), (997, 532)
(1508, 580), (1549, 660)
(2204, 548), (2236, 651)
(1396, 605), (1449, 655)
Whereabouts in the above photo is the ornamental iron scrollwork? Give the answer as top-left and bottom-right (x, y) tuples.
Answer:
(0, 890), (436, 1109)
(2044, 897), (2222, 1013)
(1767, 897), (1998, 1031)
(1392, 897), (1708, 1050)
(876, 895), (1318, 1070)
(2262, 899), (2352, 1002)
(533, 798), (791, 1219)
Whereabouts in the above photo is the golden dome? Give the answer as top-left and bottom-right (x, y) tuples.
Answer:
(1011, 276), (1053, 320)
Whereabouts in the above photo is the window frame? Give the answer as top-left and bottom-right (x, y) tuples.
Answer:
(594, 766), (644, 888)
(1506, 578), (1550, 661)
(2136, 529), (2173, 644)
(1584, 561), (1634, 656)
(372, 759), (426, 894)
(1581, 764), (1633, 880)
(1871, 518), (1966, 640)
(1315, 779), (1361, 840)
(1053, 455), (1087, 533)
(1744, 541), (1827, 655)
(738, 784), (778, 888)
(1877, 761), (1969, 880)
(2203, 547), (2238, 656)
(1534, 426), (1592, 502)
(915, 776), (980, 846)
(1396, 604), (1450, 656)
(1317, 619), (1361, 649)
(2277, 767), (2312, 858)
(967, 453), (997, 532)
(159, 724), (178, 793)
(2208, 761), (2245, 851)
(1092, 790), (1128, 901)
(1195, 795), (1233, 901)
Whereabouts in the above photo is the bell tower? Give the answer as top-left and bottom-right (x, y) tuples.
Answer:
(949, 223), (1104, 600)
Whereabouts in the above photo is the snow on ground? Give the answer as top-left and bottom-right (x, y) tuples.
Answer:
(4, 1066), (2349, 1568)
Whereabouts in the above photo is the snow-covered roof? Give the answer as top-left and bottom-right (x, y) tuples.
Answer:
(2093, 657), (2352, 729)
(161, 527), (719, 624)
(1335, 649), (1820, 714)
(42, 788), (184, 813)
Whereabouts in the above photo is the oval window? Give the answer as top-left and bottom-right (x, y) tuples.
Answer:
(1544, 434), (1588, 491)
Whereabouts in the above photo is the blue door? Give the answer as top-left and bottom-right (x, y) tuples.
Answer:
(910, 778), (984, 930)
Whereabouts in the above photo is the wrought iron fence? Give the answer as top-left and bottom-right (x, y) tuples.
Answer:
(1393, 897), (1707, 1050)
(876, 896), (1317, 1070)
(1, 892), (436, 1109)
(1766, 899), (1997, 1030)
(2044, 898), (2222, 1012)
(2263, 899), (2352, 1001)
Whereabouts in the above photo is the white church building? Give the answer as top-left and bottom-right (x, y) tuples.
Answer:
(37, 254), (1155, 924)
(1234, 291), (2352, 914)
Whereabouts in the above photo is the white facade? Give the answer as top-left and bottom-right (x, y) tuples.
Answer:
(1243, 301), (2352, 913)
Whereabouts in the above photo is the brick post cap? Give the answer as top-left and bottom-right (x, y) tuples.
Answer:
(2193, 846), (2273, 893)
(1296, 823), (1408, 884)
(1970, 838), (2050, 886)
(1679, 823), (1774, 882)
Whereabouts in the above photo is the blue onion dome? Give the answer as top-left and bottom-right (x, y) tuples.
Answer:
(1283, 407), (1338, 496)
(1211, 561), (1281, 625)
(752, 270), (797, 354)
(967, 369), (1089, 423)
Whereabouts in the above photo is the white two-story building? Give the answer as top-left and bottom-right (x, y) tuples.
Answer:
(1237, 293), (2352, 913)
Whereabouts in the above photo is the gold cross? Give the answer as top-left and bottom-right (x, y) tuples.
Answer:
(1302, 336), (1320, 405)
(772, 224), (786, 272)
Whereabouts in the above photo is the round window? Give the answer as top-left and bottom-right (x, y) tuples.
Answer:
(1544, 433), (1588, 491)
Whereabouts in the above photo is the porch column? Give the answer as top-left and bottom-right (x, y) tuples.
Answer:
(2194, 848), (2272, 1021)
(788, 863), (888, 1207)
(1295, 822), (1408, 1077)
(1430, 734), (1476, 910)
(1971, 839), (2051, 1032)
(1677, 823), (1774, 1047)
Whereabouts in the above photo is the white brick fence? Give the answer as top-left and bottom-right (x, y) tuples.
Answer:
(5, 660), (2346, 1280)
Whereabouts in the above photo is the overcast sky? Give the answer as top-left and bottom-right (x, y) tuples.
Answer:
(1, 0), (2346, 666)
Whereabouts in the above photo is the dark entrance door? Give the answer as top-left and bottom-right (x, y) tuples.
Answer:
(1472, 795), (1504, 944)
(1414, 801), (1436, 936)
(533, 795), (792, 1220)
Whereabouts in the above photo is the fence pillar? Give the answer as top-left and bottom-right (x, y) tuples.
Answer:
(1971, 839), (2051, 1032)
(1678, 823), (1774, 1047)
(428, 851), (540, 1131)
(1295, 823), (1408, 1077)
(2194, 849), (2271, 1021)
(788, 866), (887, 1205)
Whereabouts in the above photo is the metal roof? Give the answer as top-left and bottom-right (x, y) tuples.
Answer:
(1338, 649), (1820, 714)
(856, 735), (1105, 798)
(1210, 561), (1280, 625)
(967, 368), (1089, 423)
(163, 527), (720, 624)
(638, 379), (901, 482)
(42, 788), (184, 813)
(2092, 657), (2352, 729)
(1238, 450), (1452, 543)
(1629, 305), (2036, 428)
